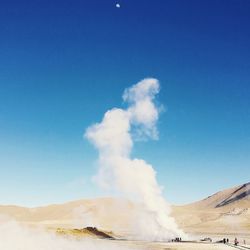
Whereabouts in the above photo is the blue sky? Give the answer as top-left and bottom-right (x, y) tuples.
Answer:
(0, 0), (250, 207)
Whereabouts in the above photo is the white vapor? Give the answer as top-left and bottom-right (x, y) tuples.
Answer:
(85, 78), (185, 240)
(0, 218), (135, 250)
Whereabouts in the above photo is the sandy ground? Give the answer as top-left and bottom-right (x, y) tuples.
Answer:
(101, 239), (249, 250)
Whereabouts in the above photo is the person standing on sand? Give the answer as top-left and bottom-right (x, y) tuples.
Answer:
(234, 238), (238, 246)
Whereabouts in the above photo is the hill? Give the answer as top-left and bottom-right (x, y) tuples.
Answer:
(172, 182), (250, 236)
(0, 183), (249, 237)
(186, 182), (250, 209)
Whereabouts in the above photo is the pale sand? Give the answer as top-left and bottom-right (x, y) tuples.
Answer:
(100, 240), (241, 250)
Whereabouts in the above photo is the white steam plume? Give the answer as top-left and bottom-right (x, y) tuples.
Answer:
(85, 78), (185, 240)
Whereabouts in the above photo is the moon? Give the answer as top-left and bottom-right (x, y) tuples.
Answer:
(116, 3), (121, 8)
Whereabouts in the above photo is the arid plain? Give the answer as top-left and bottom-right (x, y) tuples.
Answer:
(1, 182), (249, 250)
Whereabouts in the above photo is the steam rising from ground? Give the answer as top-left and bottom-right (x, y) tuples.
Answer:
(85, 79), (185, 240)
(0, 218), (134, 250)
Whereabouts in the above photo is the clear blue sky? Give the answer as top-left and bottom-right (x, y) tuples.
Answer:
(0, 0), (249, 207)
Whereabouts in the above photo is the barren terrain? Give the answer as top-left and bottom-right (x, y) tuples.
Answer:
(1, 182), (249, 249)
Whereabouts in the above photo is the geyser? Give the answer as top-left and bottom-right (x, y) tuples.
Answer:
(85, 78), (185, 240)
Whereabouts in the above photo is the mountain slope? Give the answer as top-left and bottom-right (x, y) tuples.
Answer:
(216, 182), (250, 208)
(185, 182), (250, 209)
(0, 182), (249, 236)
(172, 182), (250, 235)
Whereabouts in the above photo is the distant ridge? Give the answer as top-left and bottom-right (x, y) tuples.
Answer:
(215, 182), (250, 208)
(186, 182), (250, 209)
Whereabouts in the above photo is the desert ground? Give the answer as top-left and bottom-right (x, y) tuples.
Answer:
(102, 240), (250, 250)
(0, 182), (249, 249)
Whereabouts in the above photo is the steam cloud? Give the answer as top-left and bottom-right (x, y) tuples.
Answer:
(85, 78), (185, 240)
(0, 218), (135, 250)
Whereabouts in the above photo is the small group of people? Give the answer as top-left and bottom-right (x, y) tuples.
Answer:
(171, 237), (182, 242)
(223, 237), (246, 246)
(234, 238), (246, 246)
(222, 237), (240, 245)
(222, 238), (229, 244)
